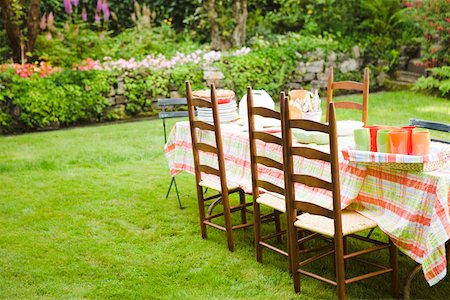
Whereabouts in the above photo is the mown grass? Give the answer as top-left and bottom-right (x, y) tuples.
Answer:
(0, 91), (449, 299)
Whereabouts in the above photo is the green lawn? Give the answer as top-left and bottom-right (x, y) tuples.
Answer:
(0, 91), (449, 299)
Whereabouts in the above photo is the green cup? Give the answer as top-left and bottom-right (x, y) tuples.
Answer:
(377, 129), (391, 153)
(354, 128), (370, 151)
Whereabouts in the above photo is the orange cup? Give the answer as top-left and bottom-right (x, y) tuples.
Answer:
(389, 130), (408, 154)
(401, 126), (416, 155)
(412, 129), (431, 155)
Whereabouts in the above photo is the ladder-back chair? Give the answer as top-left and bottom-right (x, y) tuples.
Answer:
(326, 66), (369, 125)
(186, 81), (252, 252)
(247, 88), (286, 262)
(281, 100), (399, 299)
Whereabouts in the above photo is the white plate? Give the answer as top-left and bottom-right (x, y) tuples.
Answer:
(336, 120), (364, 136)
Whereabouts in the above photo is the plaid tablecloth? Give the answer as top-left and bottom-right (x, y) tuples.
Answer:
(164, 121), (450, 286)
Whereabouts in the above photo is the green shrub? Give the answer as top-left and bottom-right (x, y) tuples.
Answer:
(0, 69), (110, 131)
(170, 63), (205, 95)
(414, 66), (450, 98)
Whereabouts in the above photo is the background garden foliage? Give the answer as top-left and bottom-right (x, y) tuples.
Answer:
(0, 0), (449, 132)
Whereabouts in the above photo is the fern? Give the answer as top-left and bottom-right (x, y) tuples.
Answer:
(414, 66), (450, 99)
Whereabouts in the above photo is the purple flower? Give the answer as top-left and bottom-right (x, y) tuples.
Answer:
(81, 6), (87, 22)
(96, 0), (102, 11)
(102, 1), (110, 21)
(63, 0), (72, 14)
(71, 0), (79, 6)
(40, 14), (47, 30)
(94, 12), (100, 23)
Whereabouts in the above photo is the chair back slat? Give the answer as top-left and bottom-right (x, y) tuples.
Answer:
(253, 107), (281, 119)
(333, 101), (363, 110)
(157, 98), (187, 107)
(326, 66), (369, 125)
(291, 174), (333, 191)
(294, 201), (334, 218)
(159, 111), (189, 119)
(192, 98), (213, 108)
(332, 81), (363, 91)
(289, 119), (330, 134)
(198, 164), (220, 177)
(255, 155), (283, 170)
(254, 131), (282, 145)
(291, 146), (331, 162)
(196, 142), (218, 154)
(257, 179), (284, 196)
(193, 120), (215, 131)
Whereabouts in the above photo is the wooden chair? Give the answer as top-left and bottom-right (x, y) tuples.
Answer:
(281, 100), (399, 299)
(247, 87), (286, 262)
(186, 81), (252, 252)
(326, 66), (369, 125)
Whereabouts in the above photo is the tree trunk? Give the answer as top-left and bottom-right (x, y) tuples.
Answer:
(26, 0), (41, 56)
(231, 0), (247, 47)
(206, 0), (225, 50)
(0, 0), (22, 62)
(0, 0), (41, 63)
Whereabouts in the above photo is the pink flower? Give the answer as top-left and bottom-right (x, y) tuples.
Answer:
(95, 12), (100, 23)
(40, 14), (47, 30)
(63, 0), (72, 14)
(96, 0), (102, 11)
(46, 32), (53, 40)
(82, 6), (87, 21)
(102, 1), (110, 21)
(47, 12), (55, 31)
(71, 0), (79, 6)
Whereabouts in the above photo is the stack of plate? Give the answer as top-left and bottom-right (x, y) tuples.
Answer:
(197, 101), (238, 123)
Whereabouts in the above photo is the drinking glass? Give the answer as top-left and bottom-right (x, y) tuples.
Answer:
(354, 128), (370, 151)
(412, 128), (431, 155)
(389, 130), (408, 154)
(401, 126), (416, 155)
(377, 129), (391, 153)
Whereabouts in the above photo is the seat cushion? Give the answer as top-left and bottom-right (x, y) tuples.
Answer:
(295, 209), (377, 237)
(199, 178), (240, 192)
(256, 193), (286, 213)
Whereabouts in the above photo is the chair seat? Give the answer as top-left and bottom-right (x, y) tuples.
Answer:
(256, 193), (286, 213)
(295, 209), (377, 237)
(199, 178), (240, 192)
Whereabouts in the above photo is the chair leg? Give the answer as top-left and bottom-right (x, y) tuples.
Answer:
(253, 201), (262, 262)
(343, 236), (348, 271)
(222, 195), (234, 252)
(335, 236), (346, 300)
(274, 210), (282, 243)
(196, 185), (207, 239)
(165, 177), (184, 209)
(239, 189), (247, 225)
(165, 177), (175, 199)
(389, 238), (400, 299)
(289, 224), (301, 293)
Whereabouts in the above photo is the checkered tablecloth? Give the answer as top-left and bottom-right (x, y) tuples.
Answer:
(164, 121), (450, 286)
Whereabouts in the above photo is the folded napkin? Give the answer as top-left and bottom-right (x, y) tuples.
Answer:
(293, 129), (329, 145)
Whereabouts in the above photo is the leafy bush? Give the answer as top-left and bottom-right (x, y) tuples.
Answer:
(414, 66), (450, 98)
(0, 69), (110, 131)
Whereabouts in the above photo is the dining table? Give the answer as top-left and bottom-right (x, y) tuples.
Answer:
(164, 120), (450, 290)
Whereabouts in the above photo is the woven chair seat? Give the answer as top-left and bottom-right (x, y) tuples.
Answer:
(295, 209), (377, 237)
(256, 193), (286, 213)
(199, 179), (240, 192)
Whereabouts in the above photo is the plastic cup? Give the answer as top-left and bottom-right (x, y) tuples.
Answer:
(389, 129), (408, 154)
(354, 128), (370, 151)
(412, 128), (430, 155)
(377, 129), (391, 153)
(365, 125), (380, 152)
(401, 126), (416, 155)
